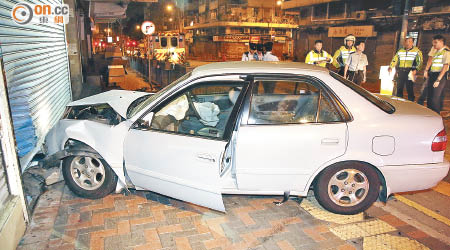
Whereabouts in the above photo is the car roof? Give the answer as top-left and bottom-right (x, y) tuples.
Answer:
(191, 61), (328, 78)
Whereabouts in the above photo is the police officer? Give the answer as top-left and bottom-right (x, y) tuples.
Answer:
(305, 40), (333, 67)
(333, 34), (356, 75)
(344, 41), (368, 85)
(263, 42), (279, 61)
(242, 43), (258, 61)
(423, 35), (450, 113)
(256, 43), (264, 61)
(389, 36), (423, 101)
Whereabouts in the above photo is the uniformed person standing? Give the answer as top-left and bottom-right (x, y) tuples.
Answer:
(263, 42), (279, 61)
(344, 41), (368, 85)
(333, 34), (356, 76)
(242, 43), (258, 61)
(305, 40), (333, 67)
(423, 35), (450, 113)
(389, 36), (423, 101)
(256, 44), (264, 61)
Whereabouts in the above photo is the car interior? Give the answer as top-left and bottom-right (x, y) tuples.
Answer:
(150, 83), (244, 139)
(250, 81), (320, 124)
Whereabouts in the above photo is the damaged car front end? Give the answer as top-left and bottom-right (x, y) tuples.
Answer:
(42, 90), (152, 196)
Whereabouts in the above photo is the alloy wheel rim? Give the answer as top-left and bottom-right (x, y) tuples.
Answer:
(327, 168), (369, 207)
(70, 156), (105, 190)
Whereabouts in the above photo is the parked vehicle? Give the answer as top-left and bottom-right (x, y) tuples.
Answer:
(43, 62), (449, 215)
(149, 33), (185, 64)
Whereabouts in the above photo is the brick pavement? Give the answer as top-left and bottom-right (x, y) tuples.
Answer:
(17, 180), (447, 250)
(18, 182), (359, 250)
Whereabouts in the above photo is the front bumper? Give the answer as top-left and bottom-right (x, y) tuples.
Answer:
(380, 161), (450, 196)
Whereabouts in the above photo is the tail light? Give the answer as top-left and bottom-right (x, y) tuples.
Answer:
(432, 129), (447, 152)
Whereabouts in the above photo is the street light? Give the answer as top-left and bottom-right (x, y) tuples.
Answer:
(136, 25), (140, 30)
(163, 4), (174, 31)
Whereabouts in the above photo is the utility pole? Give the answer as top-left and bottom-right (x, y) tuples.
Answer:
(399, 0), (410, 48)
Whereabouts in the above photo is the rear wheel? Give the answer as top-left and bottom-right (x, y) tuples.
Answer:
(62, 155), (118, 199)
(314, 162), (380, 215)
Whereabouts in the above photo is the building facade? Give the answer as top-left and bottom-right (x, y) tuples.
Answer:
(283, 0), (450, 81)
(183, 0), (298, 61)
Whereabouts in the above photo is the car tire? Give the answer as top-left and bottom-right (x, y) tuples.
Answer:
(62, 155), (118, 199)
(313, 162), (380, 215)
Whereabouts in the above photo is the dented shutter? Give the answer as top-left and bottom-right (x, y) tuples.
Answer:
(0, 0), (72, 166)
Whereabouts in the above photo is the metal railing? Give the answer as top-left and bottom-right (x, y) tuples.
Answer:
(130, 56), (149, 82)
(129, 56), (189, 88)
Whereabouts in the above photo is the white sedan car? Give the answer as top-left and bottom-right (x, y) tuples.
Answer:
(44, 62), (449, 215)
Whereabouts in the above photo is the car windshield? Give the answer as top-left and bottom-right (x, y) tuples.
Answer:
(329, 71), (395, 114)
(127, 71), (192, 118)
(126, 94), (152, 119)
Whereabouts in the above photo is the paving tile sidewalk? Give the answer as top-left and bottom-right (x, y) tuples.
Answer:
(18, 183), (358, 250)
(18, 180), (448, 250)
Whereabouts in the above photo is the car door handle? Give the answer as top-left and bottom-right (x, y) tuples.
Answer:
(197, 153), (216, 163)
(321, 138), (340, 145)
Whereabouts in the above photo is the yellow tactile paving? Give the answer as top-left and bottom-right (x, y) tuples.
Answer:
(330, 219), (396, 240)
(330, 224), (368, 240)
(395, 195), (450, 227)
(357, 220), (396, 236)
(301, 197), (438, 250)
(300, 198), (364, 224)
(432, 181), (450, 197)
(363, 234), (430, 250)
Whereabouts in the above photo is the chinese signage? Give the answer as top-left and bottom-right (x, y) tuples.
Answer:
(411, 6), (424, 14)
(213, 35), (288, 43)
(250, 36), (260, 43)
(274, 37), (286, 43)
(213, 35), (250, 43)
(328, 25), (376, 37)
(11, 2), (69, 25)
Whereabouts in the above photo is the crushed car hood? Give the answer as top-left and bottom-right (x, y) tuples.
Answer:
(68, 90), (150, 118)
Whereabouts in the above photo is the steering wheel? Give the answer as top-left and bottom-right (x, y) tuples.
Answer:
(185, 91), (202, 120)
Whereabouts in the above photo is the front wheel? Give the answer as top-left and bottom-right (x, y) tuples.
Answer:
(62, 155), (118, 199)
(313, 162), (380, 215)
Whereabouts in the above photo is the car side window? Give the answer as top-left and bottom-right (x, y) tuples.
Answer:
(318, 94), (343, 123)
(150, 82), (244, 139)
(248, 80), (343, 125)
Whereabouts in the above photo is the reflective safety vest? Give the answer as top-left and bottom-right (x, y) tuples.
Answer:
(430, 47), (450, 72)
(305, 50), (333, 67)
(332, 46), (356, 68)
(390, 47), (423, 70)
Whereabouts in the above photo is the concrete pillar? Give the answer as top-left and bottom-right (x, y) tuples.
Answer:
(65, 0), (84, 100)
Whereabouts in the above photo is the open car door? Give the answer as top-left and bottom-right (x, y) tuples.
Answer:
(123, 79), (248, 211)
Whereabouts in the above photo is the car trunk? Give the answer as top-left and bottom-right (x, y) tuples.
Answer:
(377, 95), (439, 117)
(377, 95), (445, 165)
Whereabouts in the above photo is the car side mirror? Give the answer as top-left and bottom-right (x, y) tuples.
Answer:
(134, 112), (154, 130)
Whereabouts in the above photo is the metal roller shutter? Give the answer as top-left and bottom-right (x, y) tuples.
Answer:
(0, 137), (11, 211)
(0, 0), (72, 166)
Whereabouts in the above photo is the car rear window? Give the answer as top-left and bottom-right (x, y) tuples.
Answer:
(161, 37), (168, 47)
(330, 72), (395, 114)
